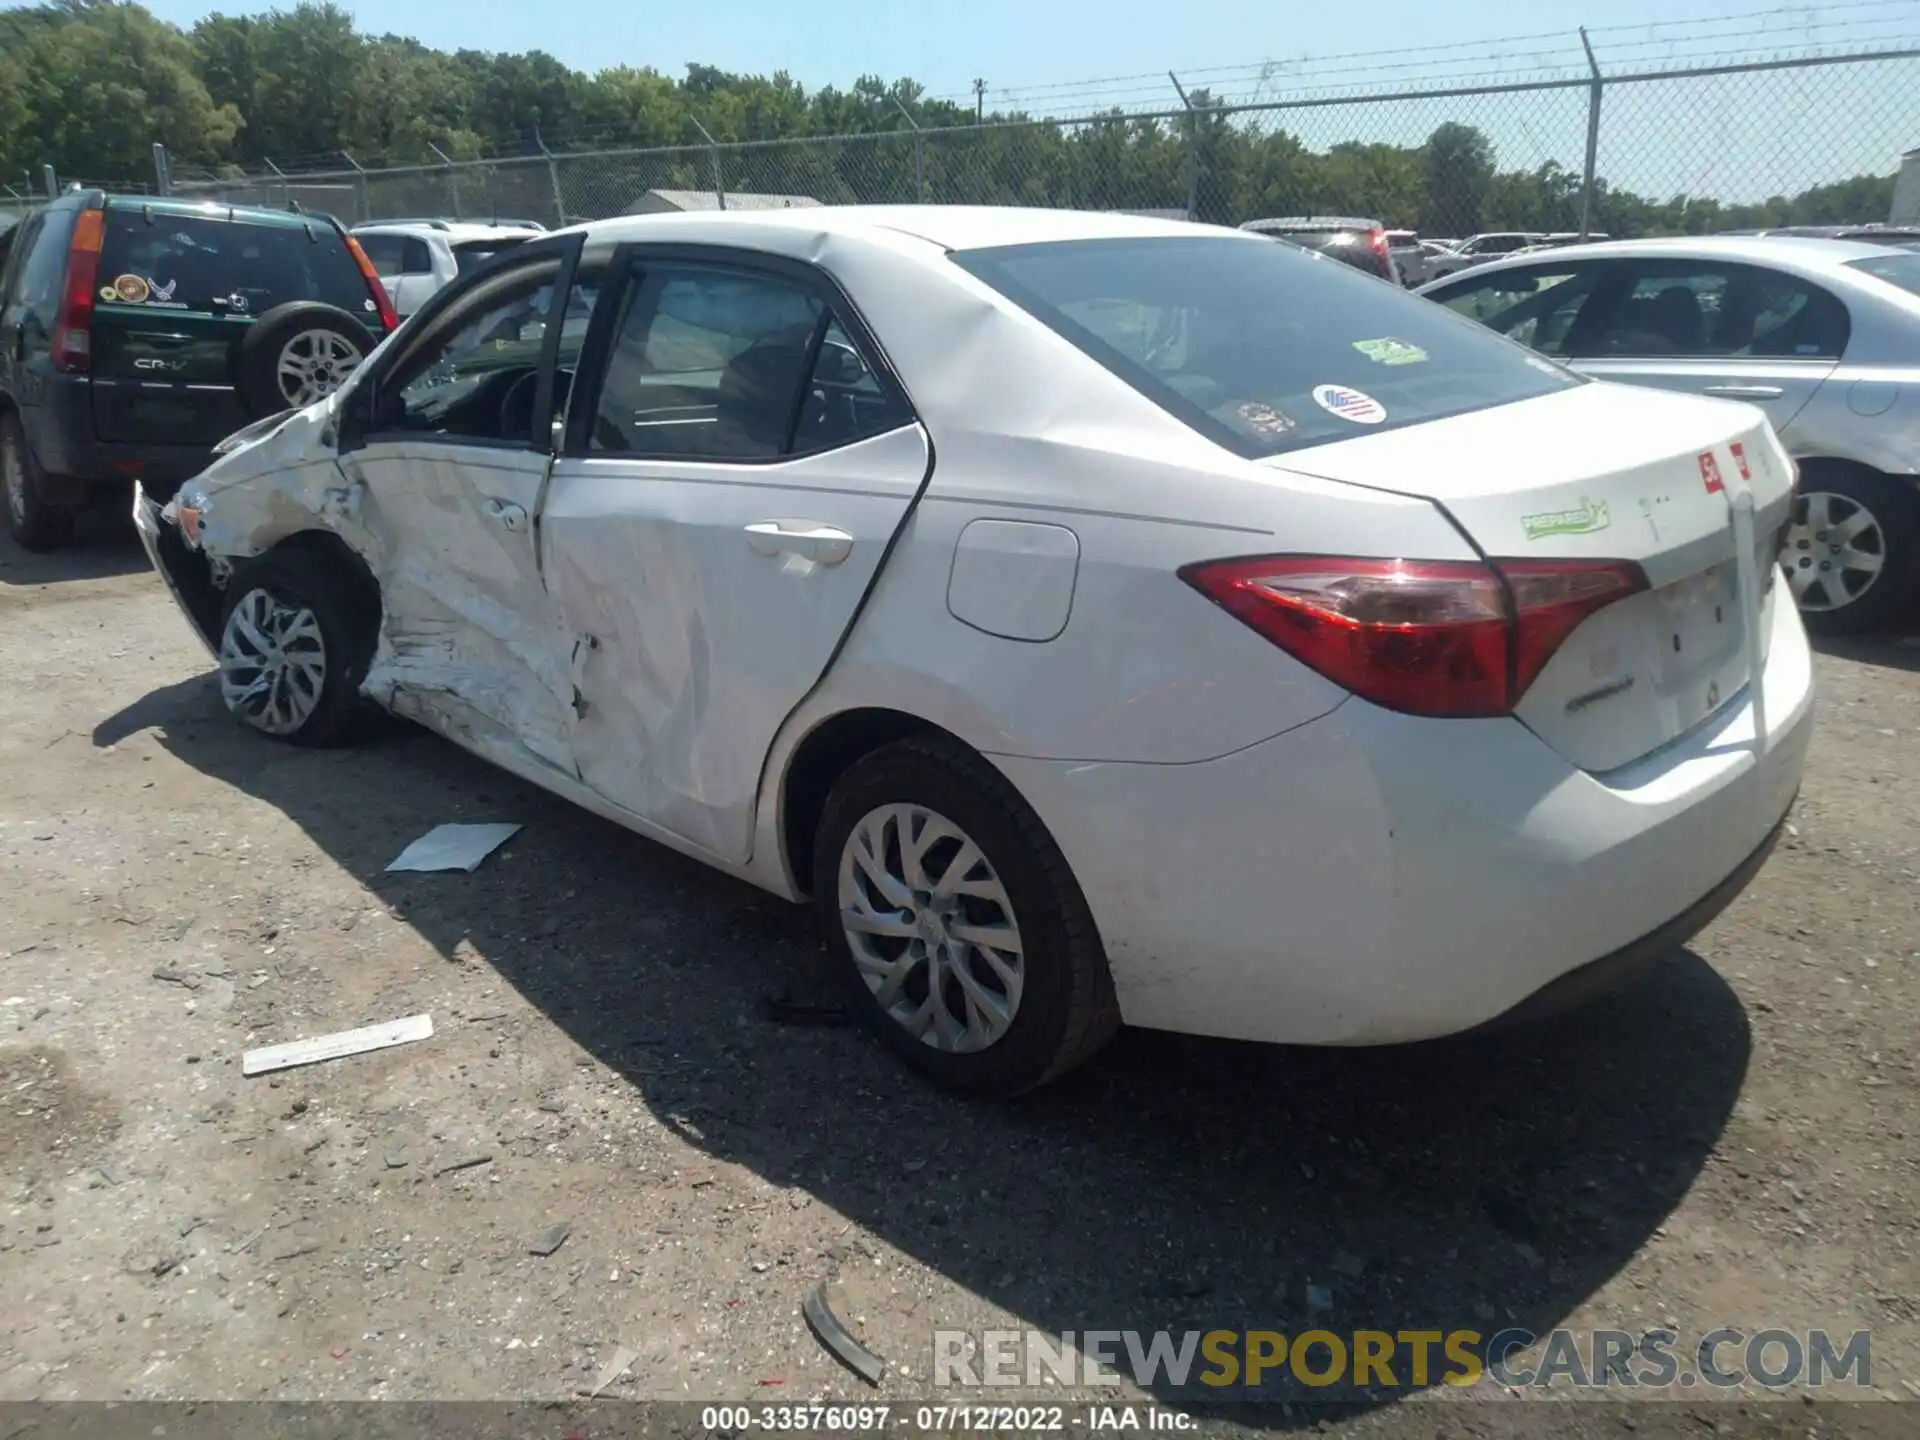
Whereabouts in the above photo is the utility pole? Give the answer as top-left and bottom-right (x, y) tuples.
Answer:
(972, 78), (986, 123)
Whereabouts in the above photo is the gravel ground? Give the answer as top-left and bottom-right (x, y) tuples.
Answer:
(0, 507), (1916, 1437)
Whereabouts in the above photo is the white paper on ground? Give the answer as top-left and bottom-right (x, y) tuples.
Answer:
(242, 1013), (434, 1077)
(386, 823), (523, 873)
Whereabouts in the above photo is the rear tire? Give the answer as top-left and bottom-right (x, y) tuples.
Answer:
(1, 412), (77, 552)
(216, 546), (378, 747)
(1785, 466), (1920, 637)
(812, 735), (1120, 1098)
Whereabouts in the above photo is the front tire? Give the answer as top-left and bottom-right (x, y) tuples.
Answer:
(812, 736), (1120, 1098)
(1, 412), (77, 552)
(216, 547), (377, 746)
(1785, 467), (1920, 637)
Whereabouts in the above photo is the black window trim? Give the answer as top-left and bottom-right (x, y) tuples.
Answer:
(345, 231), (586, 457)
(1574, 256), (1852, 363)
(562, 241), (918, 465)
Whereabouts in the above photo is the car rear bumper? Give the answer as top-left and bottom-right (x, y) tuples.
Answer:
(133, 485), (222, 656)
(991, 584), (1814, 1046)
(32, 375), (217, 497)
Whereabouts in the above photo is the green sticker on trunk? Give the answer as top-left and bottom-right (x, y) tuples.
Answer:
(1351, 337), (1429, 366)
(1522, 497), (1611, 540)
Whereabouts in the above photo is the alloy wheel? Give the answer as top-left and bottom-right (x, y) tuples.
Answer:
(837, 803), (1026, 1053)
(1783, 489), (1885, 613)
(218, 587), (328, 735)
(276, 329), (364, 407)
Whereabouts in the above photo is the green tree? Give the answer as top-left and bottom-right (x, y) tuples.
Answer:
(1420, 121), (1496, 235)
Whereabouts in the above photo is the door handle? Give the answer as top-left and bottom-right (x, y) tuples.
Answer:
(484, 498), (528, 532)
(1702, 384), (1784, 400)
(745, 520), (854, 566)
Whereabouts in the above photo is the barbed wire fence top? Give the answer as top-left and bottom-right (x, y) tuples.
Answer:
(145, 16), (1920, 238)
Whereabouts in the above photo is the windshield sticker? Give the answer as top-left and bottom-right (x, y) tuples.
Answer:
(1699, 450), (1726, 495)
(1351, 337), (1428, 366)
(1521, 497), (1611, 540)
(111, 274), (150, 304)
(149, 278), (178, 304)
(98, 285), (118, 302)
(1235, 401), (1296, 437)
(1311, 384), (1386, 424)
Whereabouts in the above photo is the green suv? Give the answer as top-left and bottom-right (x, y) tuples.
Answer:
(0, 192), (396, 549)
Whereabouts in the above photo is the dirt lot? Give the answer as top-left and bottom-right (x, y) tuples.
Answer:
(1, 507), (1917, 1436)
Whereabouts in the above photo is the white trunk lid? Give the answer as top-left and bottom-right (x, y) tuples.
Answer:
(1270, 381), (1795, 772)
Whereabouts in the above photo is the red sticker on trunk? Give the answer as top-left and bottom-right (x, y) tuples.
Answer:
(1699, 451), (1725, 494)
(1729, 441), (1752, 481)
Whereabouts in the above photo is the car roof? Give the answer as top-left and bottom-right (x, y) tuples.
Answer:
(566, 204), (1223, 253)
(97, 194), (330, 231)
(355, 219), (543, 240)
(1241, 215), (1381, 231)
(1424, 232), (1906, 281)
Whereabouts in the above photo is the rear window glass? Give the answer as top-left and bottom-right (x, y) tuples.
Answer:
(1848, 252), (1920, 298)
(952, 235), (1581, 458)
(100, 209), (377, 324)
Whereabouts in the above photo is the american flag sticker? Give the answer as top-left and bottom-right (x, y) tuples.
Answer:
(1729, 441), (1752, 481)
(1699, 450), (1726, 494)
(1311, 384), (1387, 425)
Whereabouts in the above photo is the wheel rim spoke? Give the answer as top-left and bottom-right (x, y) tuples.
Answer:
(217, 587), (328, 735)
(837, 800), (1025, 1055)
(1782, 490), (1884, 612)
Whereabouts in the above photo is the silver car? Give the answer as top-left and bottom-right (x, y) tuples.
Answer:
(1420, 236), (1920, 634)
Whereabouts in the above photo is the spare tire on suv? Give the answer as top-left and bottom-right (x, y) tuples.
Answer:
(236, 302), (377, 417)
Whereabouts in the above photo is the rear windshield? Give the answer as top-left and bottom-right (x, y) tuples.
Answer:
(99, 209), (376, 324)
(952, 235), (1581, 458)
(1849, 253), (1920, 296)
(453, 239), (529, 276)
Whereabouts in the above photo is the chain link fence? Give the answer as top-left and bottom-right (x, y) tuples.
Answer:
(150, 46), (1920, 237)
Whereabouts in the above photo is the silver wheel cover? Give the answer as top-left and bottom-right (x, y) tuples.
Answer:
(276, 328), (364, 407)
(838, 803), (1025, 1054)
(218, 587), (327, 735)
(1783, 489), (1885, 613)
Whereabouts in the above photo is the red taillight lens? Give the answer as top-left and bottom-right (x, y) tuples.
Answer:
(1180, 554), (1646, 718)
(53, 207), (105, 374)
(1369, 228), (1392, 269)
(344, 234), (399, 332)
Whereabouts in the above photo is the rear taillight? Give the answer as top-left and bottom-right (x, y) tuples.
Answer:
(1368, 228), (1392, 273)
(52, 207), (105, 374)
(1181, 554), (1647, 718)
(344, 234), (399, 332)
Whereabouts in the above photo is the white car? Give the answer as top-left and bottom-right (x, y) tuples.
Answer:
(134, 207), (1812, 1098)
(350, 219), (547, 317)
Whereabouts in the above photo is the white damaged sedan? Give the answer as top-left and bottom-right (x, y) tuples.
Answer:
(136, 206), (1812, 1096)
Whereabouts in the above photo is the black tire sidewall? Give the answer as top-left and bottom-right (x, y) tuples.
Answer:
(235, 304), (373, 419)
(1, 412), (75, 551)
(812, 739), (1101, 1098)
(1793, 470), (1920, 637)
(217, 549), (375, 746)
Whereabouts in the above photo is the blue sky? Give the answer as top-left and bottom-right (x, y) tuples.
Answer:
(137, 0), (1920, 201)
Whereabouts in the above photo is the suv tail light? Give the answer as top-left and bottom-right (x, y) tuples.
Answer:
(52, 207), (105, 374)
(344, 234), (399, 332)
(1367, 227), (1392, 275)
(1181, 555), (1647, 718)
